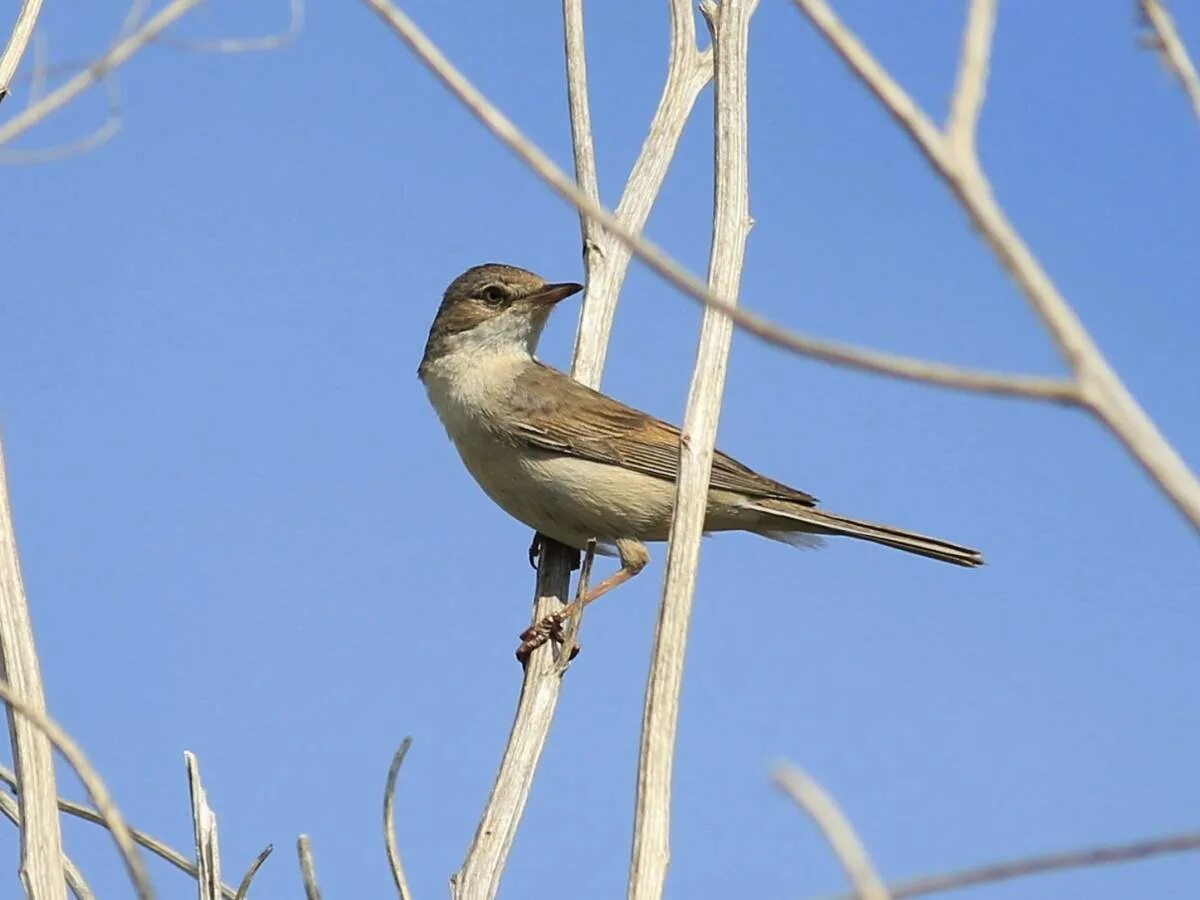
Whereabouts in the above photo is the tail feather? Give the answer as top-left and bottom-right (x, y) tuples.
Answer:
(746, 502), (983, 568)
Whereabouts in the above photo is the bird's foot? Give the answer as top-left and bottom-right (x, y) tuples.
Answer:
(515, 611), (581, 664)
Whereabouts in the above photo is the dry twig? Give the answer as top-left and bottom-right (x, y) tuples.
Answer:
(186, 752), (222, 900)
(861, 830), (1200, 898)
(1139, 0), (1200, 121)
(383, 737), (415, 900)
(0, 437), (67, 899)
(297, 835), (322, 900)
(0, 764), (245, 899)
(791, 0), (1200, 530)
(0, 0), (45, 103)
(0, 790), (93, 899)
(628, 2), (756, 897)
(773, 764), (889, 900)
(0, 678), (151, 899)
(0, 0), (204, 147)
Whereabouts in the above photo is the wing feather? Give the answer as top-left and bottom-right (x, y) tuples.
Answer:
(508, 363), (817, 506)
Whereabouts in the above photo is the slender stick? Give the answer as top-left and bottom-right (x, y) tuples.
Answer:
(0, 678), (151, 899)
(0, 436), (67, 899)
(0, 764), (245, 899)
(360, 0), (1079, 405)
(0, 0), (205, 147)
(232, 845), (272, 900)
(296, 836), (322, 900)
(792, 0), (1200, 531)
(628, 2), (757, 897)
(185, 752), (222, 900)
(0, 790), (94, 899)
(1139, 0), (1200, 122)
(773, 764), (889, 900)
(0, 0), (45, 103)
(863, 831), (1200, 899)
(382, 737), (414, 900)
(444, 1), (712, 896)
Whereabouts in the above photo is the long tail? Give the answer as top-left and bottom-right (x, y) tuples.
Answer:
(747, 501), (983, 568)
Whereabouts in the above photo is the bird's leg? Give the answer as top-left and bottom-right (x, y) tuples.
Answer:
(528, 532), (581, 571)
(517, 538), (649, 660)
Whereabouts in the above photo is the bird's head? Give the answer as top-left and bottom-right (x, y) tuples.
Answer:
(419, 263), (582, 377)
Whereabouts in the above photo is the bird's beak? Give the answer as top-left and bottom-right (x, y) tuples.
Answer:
(526, 281), (583, 308)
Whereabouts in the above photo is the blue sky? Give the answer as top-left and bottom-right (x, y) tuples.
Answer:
(3, 1), (1198, 897)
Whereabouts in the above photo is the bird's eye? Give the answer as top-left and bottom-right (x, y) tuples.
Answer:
(480, 284), (508, 306)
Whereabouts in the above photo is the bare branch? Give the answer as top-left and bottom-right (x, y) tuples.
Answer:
(772, 764), (890, 900)
(297, 835), (322, 900)
(0, 69), (122, 164)
(233, 845), (273, 900)
(362, 2), (1079, 405)
(383, 737), (414, 900)
(0, 678), (151, 899)
(833, 831), (1200, 899)
(629, 3), (756, 897)
(157, 0), (305, 54)
(446, 0), (712, 894)
(452, 541), (574, 899)
(1139, 0), (1200, 121)
(562, 0), (602, 276)
(0, 0), (204, 147)
(945, 0), (998, 158)
(569, 0), (713, 385)
(0, 790), (94, 899)
(792, 0), (1200, 531)
(0, 0), (45, 103)
(0, 763), (247, 898)
(186, 752), (222, 900)
(0, 437), (67, 899)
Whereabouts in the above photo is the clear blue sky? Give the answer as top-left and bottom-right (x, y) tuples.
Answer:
(3, 1), (1198, 897)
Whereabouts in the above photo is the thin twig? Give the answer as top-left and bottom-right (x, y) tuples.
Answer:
(157, 0), (304, 54)
(792, 0), (1200, 531)
(0, 0), (205, 147)
(233, 845), (273, 900)
(628, 5), (756, 898)
(186, 752), (222, 900)
(831, 831), (1200, 899)
(446, 0), (711, 894)
(562, 0), (602, 279)
(0, 678), (152, 899)
(297, 835), (322, 900)
(1139, 0), (1200, 121)
(0, 764), (243, 899)
(0, 789), (94, 899)
(361, 0), (1081, 407)
(772, 764), (890, 900)
(0, 0), (45, 103)
(568, 0), (713, 385)
(383, 737), (415, 900)
(0, 437), (68, 899)
(555, 539), (594, 672)
(0, 68), (123, 164)
(945, 0), (997, 158)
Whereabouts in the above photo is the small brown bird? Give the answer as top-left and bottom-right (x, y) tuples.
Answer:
(419, 264), (982, 643)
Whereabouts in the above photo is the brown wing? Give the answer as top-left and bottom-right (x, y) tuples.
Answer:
(507, 363), (817, 506)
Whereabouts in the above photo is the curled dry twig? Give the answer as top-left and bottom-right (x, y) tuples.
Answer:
(773, 764), (890, 900)
(383, 737), (415, 900)
(0, 678), (152, 899)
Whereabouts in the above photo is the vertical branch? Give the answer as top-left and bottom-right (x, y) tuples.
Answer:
(185, 752), (222, 900)
(570, 0), (712, 386)
(0, 437), (67, 899)
(0, 0), (45, 103)
(440, 1), (712, 896)
(628, 2), (756, 898)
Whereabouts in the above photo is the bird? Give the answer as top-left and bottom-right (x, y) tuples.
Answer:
(418, 263), (982, 650)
